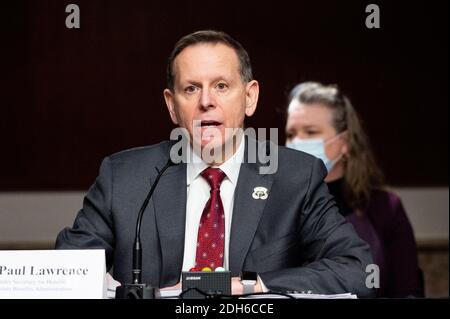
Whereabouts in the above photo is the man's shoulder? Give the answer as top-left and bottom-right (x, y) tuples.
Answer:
(277, 144), (317, 161)
(275, 144), (318, 171)
(106, 140), (174, 165)
(251, 139), (317, 165)
(253, 142), (323, 181)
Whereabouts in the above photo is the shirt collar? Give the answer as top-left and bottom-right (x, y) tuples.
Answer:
(187, 136), (245, 186)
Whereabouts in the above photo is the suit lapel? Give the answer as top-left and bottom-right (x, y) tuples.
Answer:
(152, 158), (187, 286)
(229, 140), (275, 275)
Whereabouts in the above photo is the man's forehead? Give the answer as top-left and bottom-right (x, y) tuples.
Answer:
(173, 43), (240, 81)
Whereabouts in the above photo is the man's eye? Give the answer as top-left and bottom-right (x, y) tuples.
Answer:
(185, 86), (197, 93)
(216, 83), (228, 90)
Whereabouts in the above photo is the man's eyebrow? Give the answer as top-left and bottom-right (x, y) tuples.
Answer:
(302, 125), (320, 130)
(211, 76), (232, 83)
(180, 80), (202, 87)
(180, 76), (232, 86)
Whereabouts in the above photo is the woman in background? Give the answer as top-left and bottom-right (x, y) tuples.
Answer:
(285, 82), (423, 297)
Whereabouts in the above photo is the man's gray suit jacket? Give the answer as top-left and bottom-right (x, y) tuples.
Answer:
(56, 139), (374, 297)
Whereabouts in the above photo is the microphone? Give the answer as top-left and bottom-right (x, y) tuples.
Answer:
(116, 157), (176, 299)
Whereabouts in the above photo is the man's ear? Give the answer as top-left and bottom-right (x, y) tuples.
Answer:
(244, 80), (259, 117)
(163, 88), (179, 125)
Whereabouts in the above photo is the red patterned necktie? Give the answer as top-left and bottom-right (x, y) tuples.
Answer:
(195, 167), (226, 270)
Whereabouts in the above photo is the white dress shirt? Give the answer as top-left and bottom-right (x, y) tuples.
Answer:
(181, 138), (245, 271)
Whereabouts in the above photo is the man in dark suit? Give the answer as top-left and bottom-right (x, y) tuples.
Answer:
(56, 30), (374, 297)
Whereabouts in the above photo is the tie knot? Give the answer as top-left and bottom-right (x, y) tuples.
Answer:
(201, 168), (226, 190)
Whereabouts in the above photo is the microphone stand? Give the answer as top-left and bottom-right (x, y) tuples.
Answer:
(116, 159), (174, 299)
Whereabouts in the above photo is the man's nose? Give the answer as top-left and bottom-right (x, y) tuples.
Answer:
(199, 88), (215, 111)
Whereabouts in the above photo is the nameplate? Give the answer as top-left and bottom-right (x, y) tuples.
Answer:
(0, 250), (106, 299)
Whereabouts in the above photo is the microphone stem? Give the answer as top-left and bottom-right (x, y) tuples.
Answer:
(132, 159), (173, 285)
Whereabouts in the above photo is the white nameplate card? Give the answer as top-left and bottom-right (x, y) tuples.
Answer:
(0, 249), (106, 299)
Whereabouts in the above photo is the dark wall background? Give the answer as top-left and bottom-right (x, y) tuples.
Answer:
(1, 0), (448, 190)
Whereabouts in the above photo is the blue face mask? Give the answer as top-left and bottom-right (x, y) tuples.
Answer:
(286, 135), (343, 172)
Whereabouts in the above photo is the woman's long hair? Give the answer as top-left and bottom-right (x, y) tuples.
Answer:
(288, 82), (384, 210)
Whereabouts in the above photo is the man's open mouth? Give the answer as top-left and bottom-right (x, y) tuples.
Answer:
(200, 120), (222, 127)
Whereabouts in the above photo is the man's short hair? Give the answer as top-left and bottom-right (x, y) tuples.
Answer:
(166, 30), (253, 91)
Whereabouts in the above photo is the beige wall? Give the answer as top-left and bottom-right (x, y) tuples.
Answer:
(0, 192), (82, 246)
(393, 187), (449, 243)
(0, 188), (448, 246)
